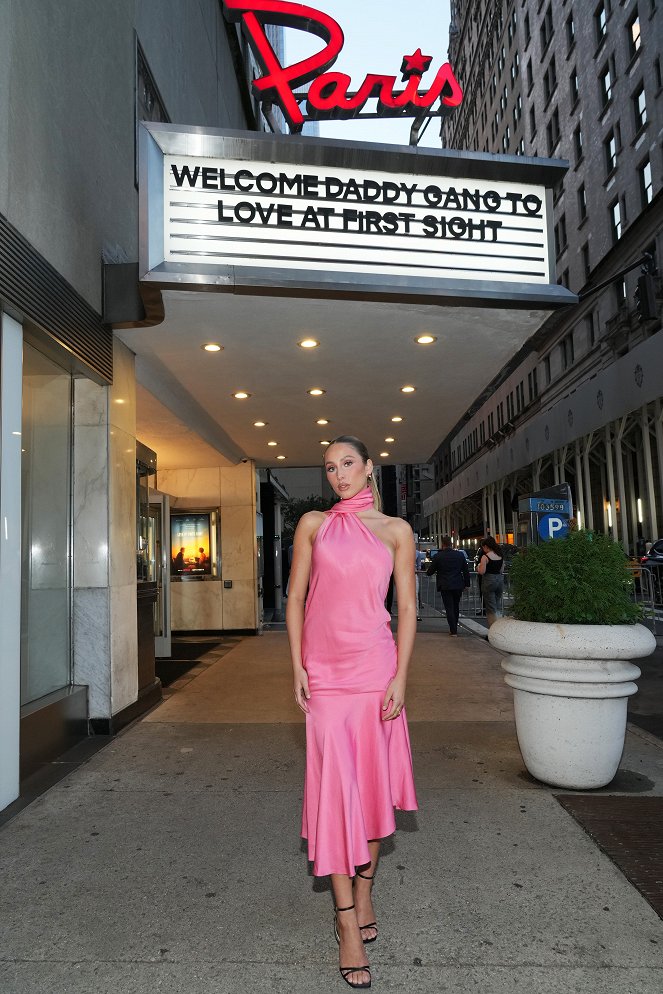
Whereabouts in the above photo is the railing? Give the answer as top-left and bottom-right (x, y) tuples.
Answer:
(418, 566), (662, 635)
(628, 565), (662, 636)
(417, 568), (513, 623)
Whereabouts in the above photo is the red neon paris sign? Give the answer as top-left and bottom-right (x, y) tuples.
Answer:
(223, 0), (463, 133)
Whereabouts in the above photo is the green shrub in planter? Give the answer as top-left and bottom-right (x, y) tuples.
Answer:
(509, 530), (641, 625)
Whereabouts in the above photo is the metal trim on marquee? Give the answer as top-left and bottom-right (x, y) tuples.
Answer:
(139, 122), (576, 309)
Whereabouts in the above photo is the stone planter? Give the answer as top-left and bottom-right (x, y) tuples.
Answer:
(488, 618), (656, 789)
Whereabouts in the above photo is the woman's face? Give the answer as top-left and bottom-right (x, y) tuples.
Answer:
(324, 443), (372, 499)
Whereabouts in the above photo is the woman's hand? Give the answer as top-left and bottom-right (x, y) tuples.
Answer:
(293, 667), (311, 713)
(382, 673), (407, 720)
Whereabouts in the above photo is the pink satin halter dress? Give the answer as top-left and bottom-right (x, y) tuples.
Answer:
(301, 488), (418, 877)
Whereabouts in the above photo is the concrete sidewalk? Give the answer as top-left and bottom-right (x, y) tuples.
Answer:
(1, 630), (663, 993)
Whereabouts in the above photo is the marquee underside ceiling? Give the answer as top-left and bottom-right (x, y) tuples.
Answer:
(117, 288), (551, 472)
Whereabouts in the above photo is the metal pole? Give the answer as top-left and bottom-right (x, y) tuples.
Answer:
(641, 403), (659, 540)
(574, 439), (585, 528)
(582, 432), (595, 530)
(655, 400), (663, 518)
(272, 500), (285, 622)
(604, 424), (618, 540)
(615, 417), (629, 552)
(625, 441), (639, 548)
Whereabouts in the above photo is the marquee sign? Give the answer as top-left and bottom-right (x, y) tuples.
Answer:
(222, 0), (463, 132)
(139, 123), (576, 309)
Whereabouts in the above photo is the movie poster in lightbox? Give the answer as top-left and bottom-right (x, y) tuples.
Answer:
(170, 512), (212, 576)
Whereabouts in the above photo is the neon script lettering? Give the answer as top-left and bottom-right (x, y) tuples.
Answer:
(223, 0), (463, 132)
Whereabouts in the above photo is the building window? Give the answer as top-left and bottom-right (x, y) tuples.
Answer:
(587, 312), (596, 347)
(655, 57), (662, 91)
(527, 368), (539, 402)
(547, 107), (560, 155)
(574, 124), (583, 164)
(513, 93), (522, 127)
(540, 3), (554, 54)
(582, 242), (591, 281)
(526, 58), (533, 92)
(604, 129), (618, 174)
(517, 137), (525, 155)
(561, 332), (575, 370)
(633, 83), (647, 132)
(609, 199), (622, 243)
(566, 12), (575, 52)
(544, 355), (552, 386)
(554, 214), (567, 257)
(570, 68), (579, 106)
(627, 11), (641, 61)
(544, 56), (557, 104)
(510, 52), (520, 84)
(530, 106), (537, 138)
(135, 42), (170, 183)
(524, 12), (531, 46)
(577, 183), (587, 221)
(595, 2), (608, 47)
(639, 158), (653, 206)
(599, 63), (613, 107)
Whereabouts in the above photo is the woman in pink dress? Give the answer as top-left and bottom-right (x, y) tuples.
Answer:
(286, 436), (418, 990)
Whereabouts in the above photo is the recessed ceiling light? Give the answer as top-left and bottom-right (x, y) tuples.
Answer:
(202, 343), (223, 352)
(401, 385), (416, 393)
(267, 440), (278, 446)
(391, 416), (403, 423)
(316, 418), (329, 425)
(319, 439), (331, 445)
(308, 388), (325, 396)
(233, 391), (251, 399)
(380, 452), (389, 458)
(385, 437), (395, 443)
(254, 421), (267, 427)
(415, 334), (437, 345)
(277, 455), (286, 460)
(298, 338), (319, 348)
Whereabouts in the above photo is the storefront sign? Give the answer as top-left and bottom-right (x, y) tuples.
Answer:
(222, 0), (462, 132)
(140, 124), (576, 308)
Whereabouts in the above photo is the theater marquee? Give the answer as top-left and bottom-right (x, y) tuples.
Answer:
(139, 123), (576, 308)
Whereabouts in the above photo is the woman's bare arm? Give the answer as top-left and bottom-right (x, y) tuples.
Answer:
(286, 511), (323, 712)
(383, 519), (416, 720)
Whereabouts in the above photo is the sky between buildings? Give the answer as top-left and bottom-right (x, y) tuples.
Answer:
(284, 0), (452, 147)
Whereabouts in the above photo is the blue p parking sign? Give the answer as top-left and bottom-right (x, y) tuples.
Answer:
(537, 514), (569, 541)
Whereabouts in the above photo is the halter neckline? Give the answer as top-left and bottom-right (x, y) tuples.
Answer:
(330, 487), (374, 513)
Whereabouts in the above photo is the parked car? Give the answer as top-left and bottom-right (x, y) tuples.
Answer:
(641, 539), (663, 568)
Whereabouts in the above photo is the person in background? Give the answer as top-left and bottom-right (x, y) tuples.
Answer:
(426, 536), (470, 636)
(414, 546), (427, 621)
(476, 536), (504, 626)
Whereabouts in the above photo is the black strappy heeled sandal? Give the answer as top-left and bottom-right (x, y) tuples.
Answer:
(354, 870), (378, 944)
(334, 903), (372, 990)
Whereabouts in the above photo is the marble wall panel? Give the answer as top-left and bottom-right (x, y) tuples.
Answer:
(74, 377), (107, 428)
(159, 467), (221, 505)
(221, 504), (256, 581)
(110, 581), (138, 715)
(171, 580), (224, 631)
(73, 587), (111, 717)
(109, 425), (137, 588)
(222, 578), (258, 630)
(109, 341), (136, 436)
(220, 461), (254, 506)
(73, 424), (109, 589)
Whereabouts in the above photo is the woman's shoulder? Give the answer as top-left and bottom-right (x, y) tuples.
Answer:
(296, 510), (327, 535)
(375, 513), (413, 541)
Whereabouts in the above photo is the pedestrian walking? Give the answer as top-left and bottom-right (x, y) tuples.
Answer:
(286, 435), (418, 990)
(426, 536), (470, 635)
(476, 536), (505, 626)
